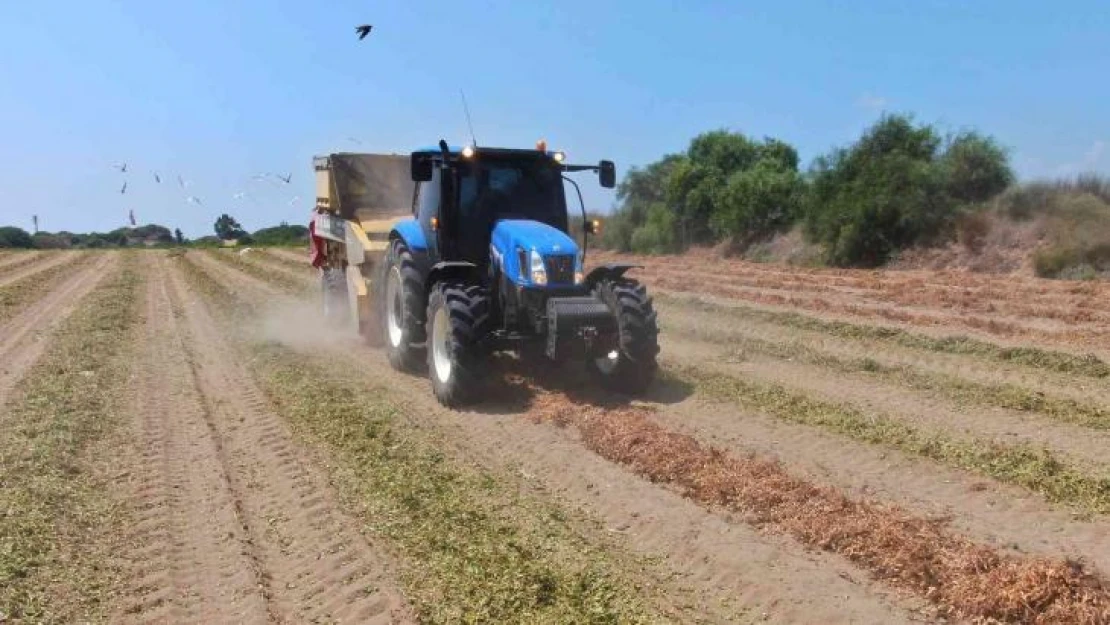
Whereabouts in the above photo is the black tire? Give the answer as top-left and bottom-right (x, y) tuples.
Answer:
(589, 278), (659, 394)
(383, 240), (426, 372)
(426, 282), (491, 407)
(320, 267), (350, 327)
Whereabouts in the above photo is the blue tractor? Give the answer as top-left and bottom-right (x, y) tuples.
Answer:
(367, 139), (659, 406)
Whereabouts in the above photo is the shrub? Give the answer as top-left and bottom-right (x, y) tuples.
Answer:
(0, 226), (33, 249)
(941, 132), (1013, 204)
(804, 114), (1012, 267)
(629, 203), (679, 254)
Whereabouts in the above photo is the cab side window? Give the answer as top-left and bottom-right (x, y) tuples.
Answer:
(417, 169), (440, 224)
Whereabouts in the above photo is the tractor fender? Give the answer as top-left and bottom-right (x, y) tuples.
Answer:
(390, 218), (428, 252)
(585, 263), (642, 288)
(426, 261), (481, 292)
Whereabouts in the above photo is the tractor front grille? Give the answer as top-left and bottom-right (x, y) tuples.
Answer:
(544, 254), (575, 284)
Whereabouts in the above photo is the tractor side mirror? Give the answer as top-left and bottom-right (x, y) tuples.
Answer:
(411, 155), (433, 182)
(598, 160), (616, 189)
(585, 219), (602, 235)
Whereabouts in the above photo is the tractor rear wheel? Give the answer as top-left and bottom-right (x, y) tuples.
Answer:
(383, 240), (425, 372)
(426, 282), (491, 407)
(320, 267), (350, 328)
(589, 278), (659, 394)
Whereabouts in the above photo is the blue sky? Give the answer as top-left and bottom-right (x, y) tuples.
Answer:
(1, 1), (1107, 237)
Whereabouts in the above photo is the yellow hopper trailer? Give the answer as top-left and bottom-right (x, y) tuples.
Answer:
(311, 152), (414, 344)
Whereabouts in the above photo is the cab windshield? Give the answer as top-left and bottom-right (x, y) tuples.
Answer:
(456, 157), (568, 231)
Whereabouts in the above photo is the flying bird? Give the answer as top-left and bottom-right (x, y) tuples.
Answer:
(113, 162), (127, 173)
(278, 173), (292, 184)
(129, 209), (136, 226)
(153, 172), (161, 184)
(177, 175), (191, 189)
(120, 181), (127, 194)
(287, 195), (301, 206)
(186, 195), (203, 206)
(355, 24), (372, 40)
(346, 137), (363, 145)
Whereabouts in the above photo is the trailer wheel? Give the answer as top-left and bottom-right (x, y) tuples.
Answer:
(589, 278), (659, 394)
(321, 267), (350, 327)
(384, 240), (425, 371)
(427, 282), (490, 407)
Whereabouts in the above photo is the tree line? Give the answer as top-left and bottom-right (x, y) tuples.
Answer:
(602, 113), (1014, 267)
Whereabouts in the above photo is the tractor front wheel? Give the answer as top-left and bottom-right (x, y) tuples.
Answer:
(589, 278), (659, 394)
(427, 282), (491, 407)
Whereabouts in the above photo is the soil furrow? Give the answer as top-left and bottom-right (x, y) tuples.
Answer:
(0, 251), (42, 274)
(643, 391), (1110, 576)
(115, 264), (270, 623)
(663, 335), (1110, 471)
(0, 250), (79, 288)
(0, 253), (114, 406)
(161, 256), (413, 623)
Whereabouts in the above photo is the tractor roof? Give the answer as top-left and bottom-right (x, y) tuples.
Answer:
(411, 145), (560, 159)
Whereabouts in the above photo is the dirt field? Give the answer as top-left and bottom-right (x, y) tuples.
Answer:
(2, 247), (1109, 623)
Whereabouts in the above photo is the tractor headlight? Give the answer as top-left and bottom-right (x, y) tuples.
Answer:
(574, 251), (585, 284)
(529, 249), (547, 285)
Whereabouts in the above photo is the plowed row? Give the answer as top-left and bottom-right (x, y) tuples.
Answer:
(1, 247), (1107, 623)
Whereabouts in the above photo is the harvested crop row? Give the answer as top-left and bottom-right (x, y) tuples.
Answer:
(0, 254), (140, 621)
(665, 319), (1110, 431)
(626, 255), (1110, 326)
(660, 292), (1110, 378)
(0, 251), (43, 275)
(0, 253), (91, 324)
(629, 260), (1110, 326)
(676, 364), (1110, 515)
(175, 254), (664, 624)
(646, 271), (1110, 349)
(203, 249), (309, 293)
(598, 250), (1110, 299)
(524, 384), (1110, 624)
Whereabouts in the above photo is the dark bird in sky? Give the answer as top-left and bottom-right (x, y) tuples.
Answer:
(277, 173), (292, 184)
(154, 172), (161, 184)
(186, 195), (203, 206)
(120, 181), (127, 194)
(356, 24), (372, 40)
(113, 162), (127, 173)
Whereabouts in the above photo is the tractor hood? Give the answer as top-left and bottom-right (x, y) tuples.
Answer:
(490, 219), (580, 287)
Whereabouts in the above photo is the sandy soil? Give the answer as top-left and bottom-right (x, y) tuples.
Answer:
(112, 255), (412, 623)
(0, 253), (114, 405)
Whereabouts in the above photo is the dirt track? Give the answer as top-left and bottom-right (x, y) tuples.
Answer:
(114, 255), (412, 622)
(3, 248), (1110, 623)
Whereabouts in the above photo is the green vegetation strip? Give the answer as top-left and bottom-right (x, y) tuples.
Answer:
(200, 249), (310, 294)
(0, 255), (140, 621)
(176, 255), (661, 624)
(658, 292), (1110, 378)
(674, 365), (1110, 515)
(666, 322), (1110, 430)
(0, 253), (93, 324)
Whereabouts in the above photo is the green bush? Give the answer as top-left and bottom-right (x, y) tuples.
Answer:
(711, 160), (805, 247)
(252, 223), (308, 246)
(803, 114), (1012, 267)
(629, 203), (679, 254)
(0, 226), (33, 249)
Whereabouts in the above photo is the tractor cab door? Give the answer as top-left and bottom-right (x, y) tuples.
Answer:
(415, 168), (441, 262)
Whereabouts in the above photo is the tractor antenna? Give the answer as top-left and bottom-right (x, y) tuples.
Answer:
(460, 89), (478, 147)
